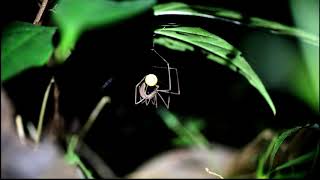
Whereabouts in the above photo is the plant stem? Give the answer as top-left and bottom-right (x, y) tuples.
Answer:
(15, 115), (26, 144)
(78, 96), (111, 139)
(33, 0), (49, 25)
(35, 77), (54, 145)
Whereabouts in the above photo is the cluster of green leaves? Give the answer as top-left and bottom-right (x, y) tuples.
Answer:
(52, 0), (156, 61)
(154, 26), (276, 115)
(153, 2), (318, 115)
(1, 0), (156, 82)
(2, 1), (318, 115)
(2, 1), (149, 177)
(154, 2), (319, 113)
(256, 125), (319, 179)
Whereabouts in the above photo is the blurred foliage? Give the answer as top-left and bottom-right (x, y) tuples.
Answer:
(1, 22), (56, 82)
(52, 0), (156, 62)
(157, 108), (210, 148)
(64, 135), (94, 178)
(289, 0), (319, 113)
(256, 124), (319, 179)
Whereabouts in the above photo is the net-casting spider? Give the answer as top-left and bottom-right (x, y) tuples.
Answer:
(135, 49), (180, 108)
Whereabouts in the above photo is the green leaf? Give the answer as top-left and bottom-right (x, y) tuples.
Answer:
(257, 125), (317, 178)
(184, 118), (205, 133)
(273, 171), (306, 179)
(153, 2), (319, 46)
(269, 126), (302, 169)
(52, 0), (156, 62)
(153, 37), (194, 52)
(154, 27), (276, 115)
(158, 108), (180, 130)
(290, 0), (319, 113)
(154, 2), (242, 20)
(172, 136), (194, 146)
(256, 136), (277, 178)
(1, 21), (56, 82)
(157, 108), (210, 148)
(273, 150), (316, 172)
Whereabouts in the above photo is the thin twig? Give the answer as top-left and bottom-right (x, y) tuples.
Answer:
(15, 115), (26, 145)
(205, 168), (224, 179)
(35, 77), (55, 145)
(27, 121), (37, 142)
(33, 0), (49, 25)
(78, 141), (116, 178)
(47, 82), (64, 138)
(78, 96), (111, 139)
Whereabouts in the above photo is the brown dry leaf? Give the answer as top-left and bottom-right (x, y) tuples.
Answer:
(127, 129), (278, 179)
(127, 144), (237, 178)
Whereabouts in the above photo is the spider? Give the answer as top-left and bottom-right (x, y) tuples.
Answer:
(135, 49), (180, 108)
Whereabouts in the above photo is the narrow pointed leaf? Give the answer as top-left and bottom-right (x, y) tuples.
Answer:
(269, 126), (303, 169)
(154, 27), (276, 115)
(273, 150), (316, 172)
(153, 2), (319, 46)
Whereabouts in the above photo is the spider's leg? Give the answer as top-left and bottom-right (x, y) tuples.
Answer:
(153, 86), (159, 108)
(152, 95), (158, 108)
(156, 67), (180, 95)
(135, 77), (146, 104)
(145, 98), (151, 106)
(144, 84), (152, 106)
(157, 92), (170, 109)
(168, 67), (180, 95)
(155, 95), (158, 108)
(151, 49), (172, 91)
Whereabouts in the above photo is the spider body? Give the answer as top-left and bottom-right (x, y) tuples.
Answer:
(135, 49), (180, 108)
(139, 81), (159, 100)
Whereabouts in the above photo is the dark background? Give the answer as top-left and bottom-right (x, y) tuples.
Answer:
(2, 0), (318, 177)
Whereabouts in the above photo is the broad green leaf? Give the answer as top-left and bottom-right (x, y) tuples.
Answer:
(153, 2), (319, 46)
(52, 0), (156, 62)
(269, 126), (302, 169)
(154, 27), (276, 115)
(1, 22), (56, 82)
